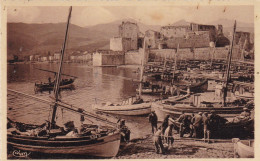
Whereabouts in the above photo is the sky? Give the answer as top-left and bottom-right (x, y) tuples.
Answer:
(7, 6), (254, 26)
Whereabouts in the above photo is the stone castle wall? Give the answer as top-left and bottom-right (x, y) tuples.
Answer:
(149, 46), (242, 61)
(93, 53), (125, 66)
(125, 50), (142, 65)
(166, 31), (211, 49)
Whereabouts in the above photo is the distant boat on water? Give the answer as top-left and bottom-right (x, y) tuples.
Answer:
(34, 78), (75, 93)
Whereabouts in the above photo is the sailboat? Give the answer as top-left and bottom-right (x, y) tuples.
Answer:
(92, 39), (152, 116)
(7, 7), (121, 158)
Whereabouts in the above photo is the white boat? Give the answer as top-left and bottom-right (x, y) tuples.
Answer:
(93, 102), (151, 116)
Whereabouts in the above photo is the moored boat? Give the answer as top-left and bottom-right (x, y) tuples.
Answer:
(152, 93), (244, 121)
(93, 101), (151, 116)
(34, 78), (75, 92)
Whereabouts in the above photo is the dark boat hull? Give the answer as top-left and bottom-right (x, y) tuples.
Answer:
(152, 101), (244, 121)
(8, 131), (121, 157)
(35, 79), (75, 92)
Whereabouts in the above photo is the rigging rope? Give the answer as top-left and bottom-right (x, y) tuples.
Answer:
(7, 89), (118, 127)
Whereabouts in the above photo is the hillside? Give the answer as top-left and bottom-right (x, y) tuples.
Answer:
(7, 22), (113, 58)
(7, 19), (160, 59)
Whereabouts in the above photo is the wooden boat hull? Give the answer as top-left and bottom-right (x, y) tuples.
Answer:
(8, 131), (121, 158)
(35, 79), (75, 92)
(93, 103), (151, 116)
(152, 101), (244, 121)
(233, 138), (254, 158)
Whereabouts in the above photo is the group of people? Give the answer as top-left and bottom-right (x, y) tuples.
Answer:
(177, 110), (228, 141)
(148, 109), (228, 154)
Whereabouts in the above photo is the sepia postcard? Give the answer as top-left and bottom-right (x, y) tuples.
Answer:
(0, 0), (259, 160)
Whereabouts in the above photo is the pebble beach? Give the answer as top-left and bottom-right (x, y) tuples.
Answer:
(115, 133), (234, 159)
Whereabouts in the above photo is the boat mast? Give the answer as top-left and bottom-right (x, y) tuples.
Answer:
(138, 39), (146, 96)
(223, 20), (236, 106)
(162, 52), (167, 79)
(210, 43), (216, 68)
(172, 43), (179, 84)
(50, 6), (72, 128)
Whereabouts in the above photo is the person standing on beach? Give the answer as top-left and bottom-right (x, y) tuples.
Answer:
(202, 112), (210, 142)
(153, 127), (165, 154)
(164, 124), (174, 149)
(148, 111), (158, 134)
(161, 115), (170, 134)
(189, 113), (195, 137)
(177, 111), (190, 137)
(193, 112), (203, 138)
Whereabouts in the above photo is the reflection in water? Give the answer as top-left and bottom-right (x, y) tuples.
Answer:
(7, 64), (138, 124)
